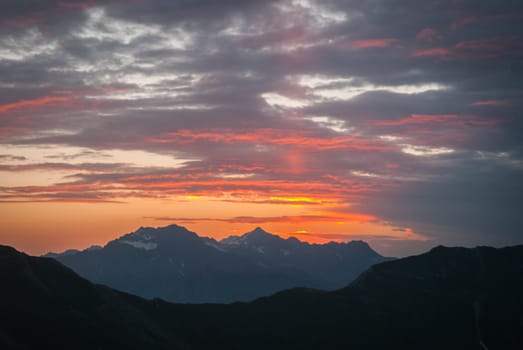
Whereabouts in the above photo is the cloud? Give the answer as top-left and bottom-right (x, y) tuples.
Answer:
(0, 0), (522, 255)
(356, 164), (523, 247)
(412, 47), (453, 57)
(471, 100), (511, 107)
(416, 28), (443, 42)
(0, 96), (71, 113)
(146, 214), (375, 225)
(350, 38), (399, 49)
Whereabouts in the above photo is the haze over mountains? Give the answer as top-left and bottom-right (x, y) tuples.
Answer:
(2, 244), (522, 349)
(47, 224), (388, 303)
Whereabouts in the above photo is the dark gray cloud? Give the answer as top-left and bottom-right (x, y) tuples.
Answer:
(356, 162), (523, 247)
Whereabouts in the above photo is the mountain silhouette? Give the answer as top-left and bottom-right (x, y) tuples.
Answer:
(0, 245), (191, 349)
(2, 244), (522, 349)
(46, 224), (388, 303)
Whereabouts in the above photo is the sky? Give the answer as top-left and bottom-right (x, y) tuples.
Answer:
(0, 0), (522, 257)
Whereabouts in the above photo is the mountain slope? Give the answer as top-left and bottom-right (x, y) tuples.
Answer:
(48, 224), (388, 303)
(207, 245), (523, 349)
(2, 244), (522, 349)
(221, 227), (386, 289)
(0, 245), (191, 349)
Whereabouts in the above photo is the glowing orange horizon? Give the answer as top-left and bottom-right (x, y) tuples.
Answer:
(0, 190), (429, 257)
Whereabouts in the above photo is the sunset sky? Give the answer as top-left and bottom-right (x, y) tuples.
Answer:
(0, 0), (522, 256)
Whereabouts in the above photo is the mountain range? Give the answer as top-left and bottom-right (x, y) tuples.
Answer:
(46, 224), (388, 303)
(2, 243), (522, 349)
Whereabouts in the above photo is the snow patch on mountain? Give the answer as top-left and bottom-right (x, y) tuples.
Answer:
(220, 235), (246, 246)
(204, 240), (228, 252)
(129, 228), (153, 241)
(120, 240), (158, 250)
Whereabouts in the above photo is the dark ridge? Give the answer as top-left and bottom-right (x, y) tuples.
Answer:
(2, 244), (522, 349)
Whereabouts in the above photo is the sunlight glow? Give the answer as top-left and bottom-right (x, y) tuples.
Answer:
(269, 196), (324, 204)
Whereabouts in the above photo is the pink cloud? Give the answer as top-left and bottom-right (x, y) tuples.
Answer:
(2, 13), (44, 28)
(350, 38), (399, 49)
(2, 1), (97, 29)
(411, 47), (452, 57)
(375, 114), (497, 128)
(471, 100), (511, 107)
(454, 37), (523, 59)
(412, 36), (523, 59)
(57, 0), (98, 11)
(451, 13), (523, 30)
(0, 96), (70, 113)
(416, 28), (443, 42)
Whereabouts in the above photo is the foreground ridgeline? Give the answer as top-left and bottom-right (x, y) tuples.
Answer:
(45, 224), (389, 303)
(1, 244), (522, 349)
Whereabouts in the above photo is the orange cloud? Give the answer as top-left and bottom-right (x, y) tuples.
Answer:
(119, 179), (367, 198)
(147, 213), (376, 225)
(146, 128), (391, 151)
(1, 172), (385, 204)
